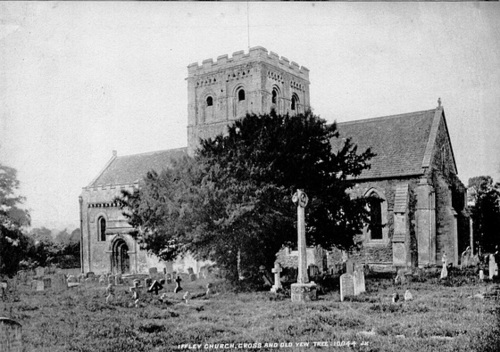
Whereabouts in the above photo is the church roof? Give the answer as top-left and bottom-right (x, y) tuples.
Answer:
(87, 148), (187, 188)
(334, 108), (439, 180)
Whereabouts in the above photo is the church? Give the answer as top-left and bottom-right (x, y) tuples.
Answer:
(79, 46), (469, 275)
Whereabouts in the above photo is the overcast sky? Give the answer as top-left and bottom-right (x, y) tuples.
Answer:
(1, 2), (499, 230)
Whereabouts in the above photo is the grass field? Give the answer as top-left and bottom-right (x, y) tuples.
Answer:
(1, 268), (499, 352)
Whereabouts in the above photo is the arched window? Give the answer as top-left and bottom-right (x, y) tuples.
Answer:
(98, 217), (106, 242)
(272, 89), (278, 104)
(367, 195), (383, 240)
(291, 94), (299, 111)
(206, 96), (213, 107)
(238, 89), (245, 102)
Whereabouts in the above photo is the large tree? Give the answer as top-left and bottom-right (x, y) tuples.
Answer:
(119, 111), (374, 282)
(468, 176), (500, 253)
(0, 163), (31, 277)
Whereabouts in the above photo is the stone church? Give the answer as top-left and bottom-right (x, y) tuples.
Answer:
(79, 46), (468, 275)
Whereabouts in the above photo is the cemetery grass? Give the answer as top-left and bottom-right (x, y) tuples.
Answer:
(1, 268), (499, 352)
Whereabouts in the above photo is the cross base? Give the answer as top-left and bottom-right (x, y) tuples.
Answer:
(291, 282), (317, 302)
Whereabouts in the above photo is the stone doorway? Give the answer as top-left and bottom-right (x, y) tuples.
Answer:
(111, 238), (130, 274)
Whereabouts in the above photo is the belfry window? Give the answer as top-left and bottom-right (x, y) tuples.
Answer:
(291, 94), (299, 111)
(98, 217), (106, 242)
(272, 89), (278, 104)
(238, 89), (245, 101)
(206, 96), (213, 107)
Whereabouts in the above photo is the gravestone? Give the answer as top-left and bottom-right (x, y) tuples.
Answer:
(129, 280), (143, 307)
(259, 265), (273, 287)
(115, 274), (123, 286)
(199, 266), (209, 279)
(290, 190), (317, 302)
(148, 280), (163, 295)
(35, 280), (44, 292)
(489, 254), (497, 280)
(404, 289), (413, 301)
(106, 284), (115, 304)
(51, 273), (67, 291)
(35, 267), (46, 278)
(440, 253), (448, 279)
(174, 276), (182, 293)
(144, 277), (152, 288)
(353, 266), (366, 295)
(165, 273), (172, 284)
(392, 292), (400, 303)
(0, 317), (22, 352)
(189, 273), (197, 282)
(461, 247), (472, 269)
(271, 262), (283, 293)
(78, 274), (85, 283)
(340, 273), (354, 302)
(187, 267), (194, 275)
(308, 264), (320, 279)
(148, 267), (158, 278)
(67, 275), (77, 283)
(183, 291), (191, 304)
(42, 277), (51, 290)
(206, 282), (213, 296)
(0, 282), (7, 301)
(345, 260), (354, 275)
(480, 270), (484, 281)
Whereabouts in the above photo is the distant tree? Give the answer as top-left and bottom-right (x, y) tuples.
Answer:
(29, 227), (54, 245)
(468, 176), (500, 253)
(119, 112), (374, 283)
(55, 228), (71, 245)
(0, 163), (31, 277)
(69, 228), (81, 245)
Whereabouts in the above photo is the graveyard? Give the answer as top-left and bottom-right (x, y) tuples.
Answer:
(0, 264), (499, 352)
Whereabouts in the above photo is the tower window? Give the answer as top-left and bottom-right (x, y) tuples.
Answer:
(206, 96), (213, 107)
(291, 94), (299, 111)
(238, 89), (245, 101)
(272, 89), (278, 104)
(98, 216), (106, 242)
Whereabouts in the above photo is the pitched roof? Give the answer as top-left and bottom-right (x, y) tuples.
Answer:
(88, 148), (188, 187)
(332, 109), (438, 180)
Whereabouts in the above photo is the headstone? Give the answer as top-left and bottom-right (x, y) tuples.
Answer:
(51, 273), (67, 291)
(160, 292), (169, 303)
(165, 273), (172, 284)
(174, 276), (182, 293)
(308, 264), (320, 279)
(78, 274), (85, 283)
(67, 275), (77, 283)
(404, 290), (413, 301)
(199, 266), (209, 279)
(290, 189), (317, 302)
(183, 291), (190, 304)
(86, 272), (95, 279)
(105, 283), (115, 304)
(440, 253), (448, 279)
(480, 270), (484, 281)
(271, 263), (283, 293)
(148, 267), (158, 277)
(148, 280), (163, 295)
(189, 273), (197, 282)
(42, 277), (51, 289)
(187, 267), (194, 275)
(0, 317), (22, 352)
(35, 267), (46, 278)
(129, 280), (143, 307)
(489, 254), (497, 280)
(461, 247), (472, 269)
(353, 267), (366, 295)
(144, 277), (152, 288)
(345, 260), (354, 275)
(206, 282), (213, 296)
(115, 274), (123, 286)
(0, 282), (7, 301)
(392, 292), (400, 303)
(340, 273), (354, 302)
(35, 280), (44, 292)
(259, 265), (273, 287)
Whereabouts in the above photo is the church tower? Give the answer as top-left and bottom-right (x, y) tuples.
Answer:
(186, 46), (311, 155)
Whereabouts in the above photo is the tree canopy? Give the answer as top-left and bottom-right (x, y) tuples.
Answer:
(468, 175), (500, 253)
(119, 111), (374, 282)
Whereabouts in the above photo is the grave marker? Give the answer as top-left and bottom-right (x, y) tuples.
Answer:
(440, 252), (448, 279)
(174, 276), (182, 293)
(0, 317), (22, 352)
(148, 267), (158, 277)
(290, 189), (317, 302)
(340, 273), (354, 302)
(353, 266), (366, 295)
(489, 254), (497, 280)
(148, 280), (163, 295)
(271, 263), (283, 293)
(35, 267), (45, 278)
(129, 280), (143, 307)
(51, 273), (67, 291)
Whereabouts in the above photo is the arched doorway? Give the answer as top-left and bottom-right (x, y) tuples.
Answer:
(111, 238), (130, 274)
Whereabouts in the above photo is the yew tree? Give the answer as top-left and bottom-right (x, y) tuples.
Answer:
(119, 111), (374, 282)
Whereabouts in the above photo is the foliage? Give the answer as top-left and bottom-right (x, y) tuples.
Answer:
(468, 176), (500, 253)
(0, 163), (31, 277)
(119, 112), (374, 283)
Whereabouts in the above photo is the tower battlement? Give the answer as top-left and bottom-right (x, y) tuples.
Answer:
(187, 46), (309, 81)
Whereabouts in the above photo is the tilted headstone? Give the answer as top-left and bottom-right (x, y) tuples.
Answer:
(187, 267), (194, 275)
(340, 273), (354, 302)
(0, 317), (22, 352)
(148, 280), (163, 295)
(271, 262), (283, 293)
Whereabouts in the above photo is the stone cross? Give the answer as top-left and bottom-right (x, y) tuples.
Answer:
(148, 280), (163, 295)
(292, 189), (309, 284)
(271, 263), (283, 293)
(291, 189), (317, 302)
(174, 275), (182, 293)
(129, 280), (143, 307)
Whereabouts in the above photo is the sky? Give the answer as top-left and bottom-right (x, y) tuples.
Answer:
(1, 2), (499, 230)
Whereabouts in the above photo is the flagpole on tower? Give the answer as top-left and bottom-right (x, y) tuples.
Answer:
(247, 1), (250, 50)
